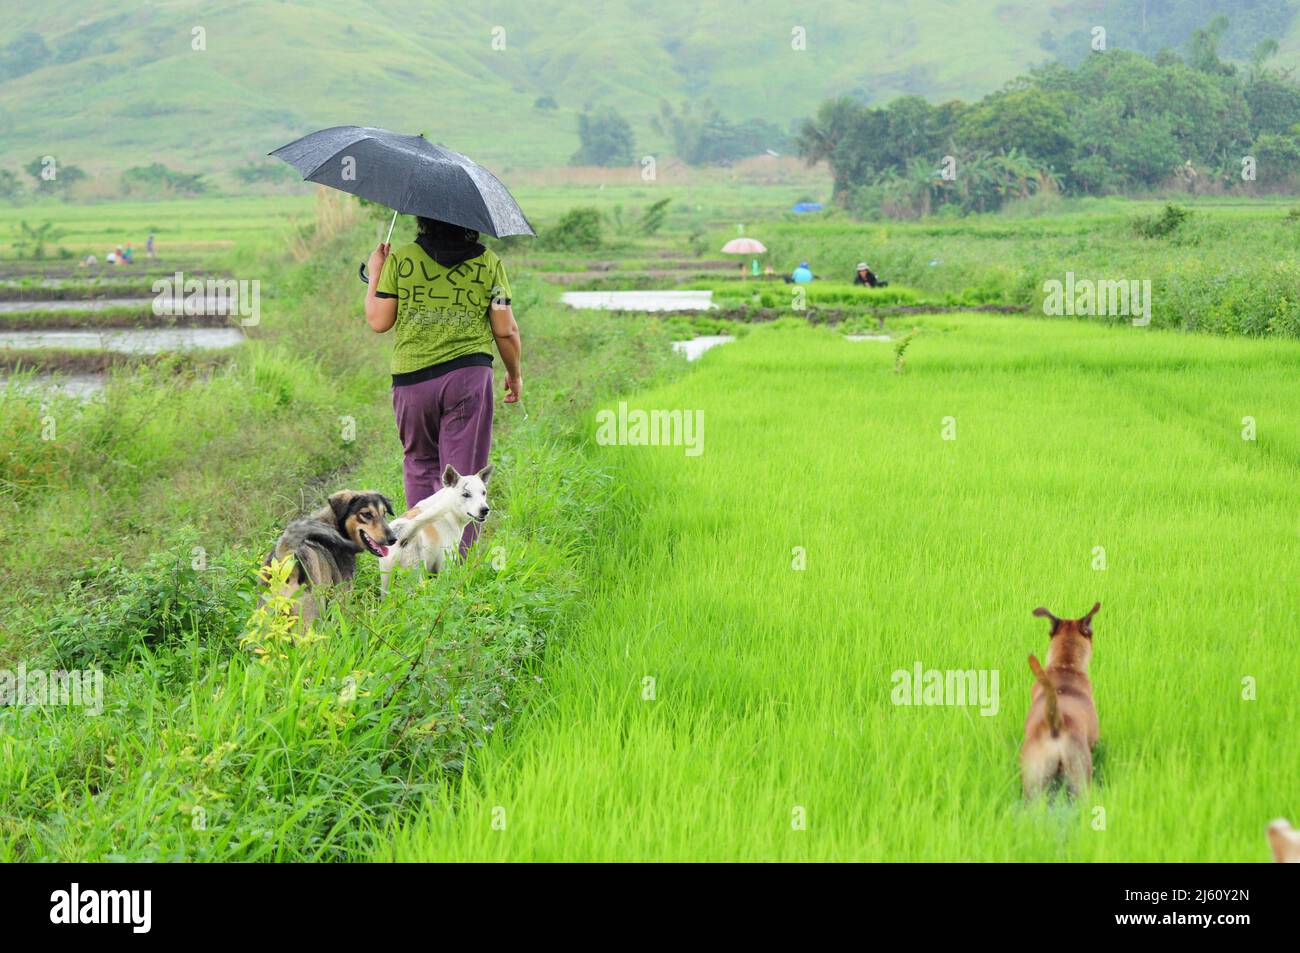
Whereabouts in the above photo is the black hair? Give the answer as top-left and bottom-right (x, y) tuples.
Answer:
(417, 217), (479, 244)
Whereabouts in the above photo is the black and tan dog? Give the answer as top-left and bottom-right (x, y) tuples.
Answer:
(260, 490), (396, 624)
(1021, 602), (1101, 799)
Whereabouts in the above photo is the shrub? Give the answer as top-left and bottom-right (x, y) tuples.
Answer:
(11, 220), (67, 260)
(640, 198), (671, 236)
(0, 169), (22, 201)
(233, 163), (300, 186)
(41, 541), (255, 671)
(571, 108), (635, 167)
(1132, 203), (1192, 239)
(120, 163), (208, 197)
(23, 156), (87, 195)
(543, 207), (603, 251)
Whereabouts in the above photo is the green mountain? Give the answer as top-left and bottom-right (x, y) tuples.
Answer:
(2, 0), (1298, 183)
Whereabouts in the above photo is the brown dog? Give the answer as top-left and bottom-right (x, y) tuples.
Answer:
(1021, 602), (1101, 798)
(1268, 819), (1300, 862)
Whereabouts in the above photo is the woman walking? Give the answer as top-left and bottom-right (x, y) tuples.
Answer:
(364, 217), (521, 552)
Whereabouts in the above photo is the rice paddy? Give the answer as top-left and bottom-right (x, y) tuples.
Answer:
(383, 316), (1300, 861)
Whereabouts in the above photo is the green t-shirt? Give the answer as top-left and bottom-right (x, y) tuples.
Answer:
(376, 242), (511, 375)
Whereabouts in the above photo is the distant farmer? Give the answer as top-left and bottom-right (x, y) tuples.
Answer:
(790, 261), (813, 284)
(854, 262), (887, 287)
(146, 234), (155, 258)
(363, 217), (521, 553)
(123, 243), (134, 263)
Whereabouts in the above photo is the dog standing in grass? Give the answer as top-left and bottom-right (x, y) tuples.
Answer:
(1021, 602), (1101, 799)
(261, 490), (396, 624)
(378, 464), (493, 596)
(1268, 819), (1300, 862)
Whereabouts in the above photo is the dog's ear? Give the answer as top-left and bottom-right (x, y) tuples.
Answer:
(477, 464), (494, 485)
(442, 464), (461, 487)
(1079, 601), (1100, 637)
(328, 491), (355, 525)
(1032, 606), (1061, 634)
(377, 494), (395, 517)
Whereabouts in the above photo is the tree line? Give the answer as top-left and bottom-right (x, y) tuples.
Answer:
(0, 159), (215, 203)
(571, 101), (791, 167)
(797, 16), (1300, 217)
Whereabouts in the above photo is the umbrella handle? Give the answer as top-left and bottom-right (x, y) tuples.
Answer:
(358, 210), (399, 282)
(359, 211), (400, 283)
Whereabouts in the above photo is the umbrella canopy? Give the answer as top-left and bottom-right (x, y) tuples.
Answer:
(721, 237), (766, 254)
(270, 126), (534, 238)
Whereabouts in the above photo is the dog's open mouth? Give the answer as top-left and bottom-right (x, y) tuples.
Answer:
(360, 530), (389, 557)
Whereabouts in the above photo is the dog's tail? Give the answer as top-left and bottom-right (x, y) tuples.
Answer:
(1028, 654), (1061, 738)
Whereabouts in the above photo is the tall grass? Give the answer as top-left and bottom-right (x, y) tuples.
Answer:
(0, 241), (381, 609)
(0, 257), (679, 859)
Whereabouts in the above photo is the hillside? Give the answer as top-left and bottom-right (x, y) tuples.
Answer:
(2, 0), (1298, 183)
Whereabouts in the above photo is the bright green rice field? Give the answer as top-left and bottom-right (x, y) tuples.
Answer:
(384, 315), (1300, 861)
(4, 194), (1298, 861)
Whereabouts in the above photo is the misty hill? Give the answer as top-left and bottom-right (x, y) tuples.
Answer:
(1, 0), (1297, 183)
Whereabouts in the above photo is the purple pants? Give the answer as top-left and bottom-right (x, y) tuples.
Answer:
(392, 365), (493, 552)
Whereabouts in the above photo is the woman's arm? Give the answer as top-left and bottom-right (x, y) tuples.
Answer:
(489, 302), (522, 403)
(365, 243), (397, 332)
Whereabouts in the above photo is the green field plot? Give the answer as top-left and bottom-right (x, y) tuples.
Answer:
(384, 316), (1300, 861)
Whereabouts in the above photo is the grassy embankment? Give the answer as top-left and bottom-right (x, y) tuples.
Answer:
(678, 199), (1300, 336)
(0, 200), (679, 859)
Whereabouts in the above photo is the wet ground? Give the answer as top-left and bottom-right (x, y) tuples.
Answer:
(0, 372), (106, 398)
(561, 290), (717, 311)
(0, 298), (156, 313)
(671, 335), (735, 361)
(0, 327), (246, 353)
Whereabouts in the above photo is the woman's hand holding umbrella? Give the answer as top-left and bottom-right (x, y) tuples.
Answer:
(367, 242), (391, 280)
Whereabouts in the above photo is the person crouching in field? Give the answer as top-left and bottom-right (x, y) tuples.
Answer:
(364, 217), (522, 554)
(854, 262), (886, 287)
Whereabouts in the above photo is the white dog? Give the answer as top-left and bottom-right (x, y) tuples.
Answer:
(378, 464), (493, 596)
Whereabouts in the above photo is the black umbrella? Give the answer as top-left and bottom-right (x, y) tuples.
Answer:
(269, 126), (535, 252)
